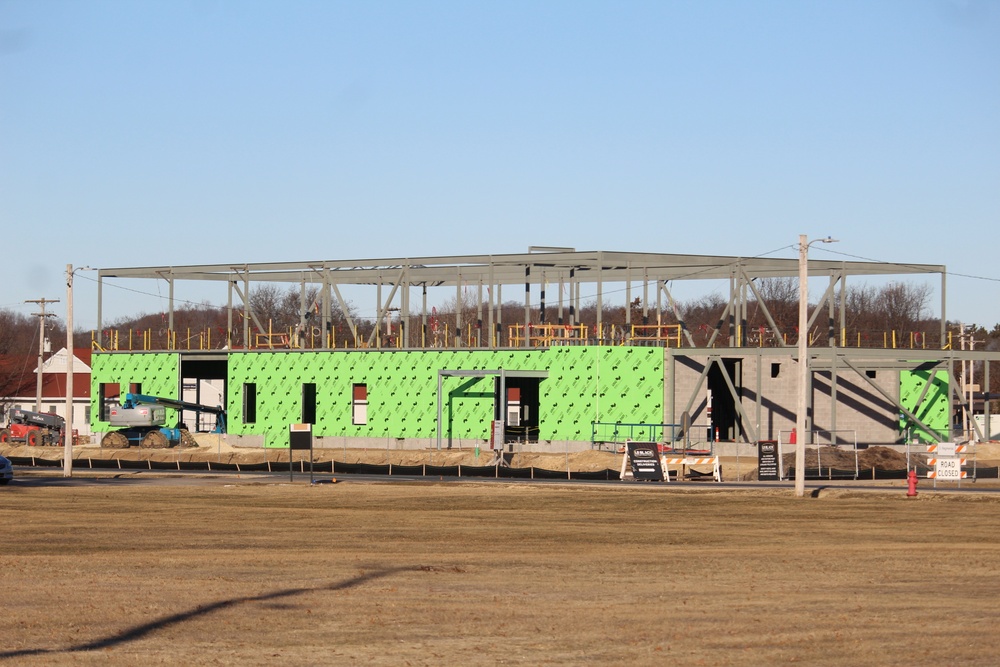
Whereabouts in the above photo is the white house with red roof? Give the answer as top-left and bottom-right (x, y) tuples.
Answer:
(0, 348), (92, 440)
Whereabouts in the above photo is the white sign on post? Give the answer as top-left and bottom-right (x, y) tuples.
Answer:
(937, 442), (957, 457)
(935, 457), (962, 481)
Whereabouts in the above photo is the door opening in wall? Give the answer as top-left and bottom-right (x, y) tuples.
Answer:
(707, 358), (742, 441)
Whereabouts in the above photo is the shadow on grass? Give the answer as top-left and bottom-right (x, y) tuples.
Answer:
(0, 565), (421, 660)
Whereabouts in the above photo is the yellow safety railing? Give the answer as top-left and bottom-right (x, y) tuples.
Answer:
(88, 324), (951, 351)
(630, 324), (683, 347)
(508, 323), (589, 347)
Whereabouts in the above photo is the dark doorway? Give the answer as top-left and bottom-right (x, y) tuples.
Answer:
(495, 376), (541, 443)
(179, 355), (228, 432)
(707, 358), (742, 441)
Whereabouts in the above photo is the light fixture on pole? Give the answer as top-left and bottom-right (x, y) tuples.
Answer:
(795, 235), (837, 497)
(65, 264), (92, 478)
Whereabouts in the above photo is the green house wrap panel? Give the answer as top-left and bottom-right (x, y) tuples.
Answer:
(92, 347), (664, 447)
(89, 353), (181, 430)
(900, 368), (950, 442)
(227, 346), (664, 447)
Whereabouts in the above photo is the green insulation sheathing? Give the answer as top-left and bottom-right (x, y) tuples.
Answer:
(91, 346), (664, 447)
(229, 346), (664, 446)
(899, 368), (950, 442)
(89, 353), (181, 429)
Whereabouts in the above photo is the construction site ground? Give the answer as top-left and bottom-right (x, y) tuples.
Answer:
(3, 472), (1000, 665)
(5, 435), (1000, 482)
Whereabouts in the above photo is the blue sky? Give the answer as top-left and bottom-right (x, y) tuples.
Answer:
(1, 0), (997, 331)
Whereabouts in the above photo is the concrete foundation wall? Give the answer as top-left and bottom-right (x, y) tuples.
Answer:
(207, 433), (593, 453)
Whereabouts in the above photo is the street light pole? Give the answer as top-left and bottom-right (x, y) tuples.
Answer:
(795, 235), (837, 497)
(65, 264), (74, 478)
(64, 264), (91, 478)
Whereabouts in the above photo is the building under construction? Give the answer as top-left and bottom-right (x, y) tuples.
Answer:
(87, 249), (999, 450)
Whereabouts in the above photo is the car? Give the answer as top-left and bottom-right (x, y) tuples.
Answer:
(0, 454), (12, 485)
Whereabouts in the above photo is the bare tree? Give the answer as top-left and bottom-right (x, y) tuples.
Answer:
(749, 277), (798, 334)
(841, 284), (879, 332)
(0, 310), (37, 356)
(248, 284), (286, 330)
(675, 293), (729, 344)
(0, 309), (47, 410)
(248, 284), (357, 346)
(874, 282), (932, 332)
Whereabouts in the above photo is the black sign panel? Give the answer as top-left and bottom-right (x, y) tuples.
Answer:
(757, 440), (780, 481)
(288, 424), (315, 483)
(627, 442), (664, 481)
(289, 424), (312, 451)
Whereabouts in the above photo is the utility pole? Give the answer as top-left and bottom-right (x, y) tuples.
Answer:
(795, 236), (809, 498)
(65, 265), (92, 477)
(26, 297), (59, 412)
(795, 235), (837, 498)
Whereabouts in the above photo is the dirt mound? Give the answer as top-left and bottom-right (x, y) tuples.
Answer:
(0, 441), (625, 473)
(975, 441), (1000, 459)
(509, 450), (619, 471)
(781, 446), (853, 471)
(780, 445), (908, 472)
(859, 446), (908, 470)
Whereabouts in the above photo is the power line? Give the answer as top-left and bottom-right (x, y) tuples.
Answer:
(821, 247), (1000, 283)
(74, 273), (225, 311)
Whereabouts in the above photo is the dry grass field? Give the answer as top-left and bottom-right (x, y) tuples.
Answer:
(2, 475), (1000, 666)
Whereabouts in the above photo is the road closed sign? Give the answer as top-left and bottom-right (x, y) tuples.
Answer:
(935, 457), (962, 481)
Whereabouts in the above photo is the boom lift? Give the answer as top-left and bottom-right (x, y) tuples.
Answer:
(0, 408), (66, 446)
(101, 393), (226, 449)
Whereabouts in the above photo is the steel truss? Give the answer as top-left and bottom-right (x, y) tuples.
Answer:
(96, 249), (947, 350)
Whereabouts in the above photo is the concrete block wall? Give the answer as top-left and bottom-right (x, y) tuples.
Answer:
(810, 367), (900, 444)
(668, 351), (902, 446)
(738, 354), (799, 442)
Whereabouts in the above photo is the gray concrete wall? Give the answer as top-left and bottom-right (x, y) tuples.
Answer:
(667, 350), (903, 447)
(809, 366), (900, 444)
(739, 353), (798, 442)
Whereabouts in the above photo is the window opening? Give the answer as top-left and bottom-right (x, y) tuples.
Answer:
(302, 383), (317, 424)
(352, 383), (368, 425)
(243, 383), (257, 424)
(99, 383), (120, 421)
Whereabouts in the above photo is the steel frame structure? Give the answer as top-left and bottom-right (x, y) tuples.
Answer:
(96, 249), (948, 351)
(96, 250), (997, 446)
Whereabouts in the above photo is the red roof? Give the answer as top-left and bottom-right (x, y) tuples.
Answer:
(0, 353), (91, 400)
(73, 347), (93, 367)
